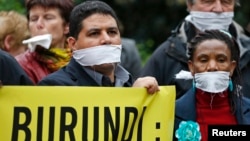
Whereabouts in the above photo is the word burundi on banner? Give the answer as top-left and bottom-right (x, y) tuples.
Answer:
(0, 86), (176, 141)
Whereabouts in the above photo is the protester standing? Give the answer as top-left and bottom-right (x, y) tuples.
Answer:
(15, 0), (74, 84)
(38, 1), (159, 94)
(140, 0), (250, 99)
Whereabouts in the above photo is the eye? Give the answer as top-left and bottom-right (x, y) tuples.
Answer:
(44, 15), (55, 20)
(30, 16), (38, 22)
(222, 0), (234, 5)
(89, 31), (100, 37)
(217, 57), (226, 63)
(108, 29), (118, 36)
(199, 57), (208, 63)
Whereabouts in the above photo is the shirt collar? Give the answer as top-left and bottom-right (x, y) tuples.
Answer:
(83, 64), (131, 87)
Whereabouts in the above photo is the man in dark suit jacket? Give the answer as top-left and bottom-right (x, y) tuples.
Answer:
(38, 1), (159, 94)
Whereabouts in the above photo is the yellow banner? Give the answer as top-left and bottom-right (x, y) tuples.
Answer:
(0, 86), (175, 141)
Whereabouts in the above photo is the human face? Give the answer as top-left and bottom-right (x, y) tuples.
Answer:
(28, 5), (69, 48)
(68, 13), (121, 50)
(188, 39), (236, 76)
(68, 13), (121, 76)
(187, 0), (235, 12)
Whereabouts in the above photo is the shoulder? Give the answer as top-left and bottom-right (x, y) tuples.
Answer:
(15, 51), (49, 80)
(121, 38), (136, 46)
(0, 50), (33, 85)
(15, 51), (36, 69)
(38, 67), (72, 85)
(176, 89), (194, 103)
(15, 51), (32, 62)
(121, 38), (138, 53)
(232, 21), (250, 40)
(153, 24), (187, 55)
(15, 51), (48, 71)
(0, 51), (23, 73)
(0, 50), (25, 71)
(242, 96), (250, 106)
(237, 96), (250, 124)
(0, 50), (17, 63)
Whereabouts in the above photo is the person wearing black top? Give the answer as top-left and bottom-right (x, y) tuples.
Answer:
(0, 49), (33, 85)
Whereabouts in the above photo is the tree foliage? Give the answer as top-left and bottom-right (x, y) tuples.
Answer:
(0, 0), (25, 13)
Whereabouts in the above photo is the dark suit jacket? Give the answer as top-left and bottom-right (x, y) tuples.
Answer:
(38, 58), (133, 86)
(0, 50), (33, 85)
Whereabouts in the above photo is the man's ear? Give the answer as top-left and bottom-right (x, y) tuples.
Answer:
(188, 60), (195, 76)
(186, 0), (193, 12)
(67, 37), (77, 51)
(3, 35), (13, 51)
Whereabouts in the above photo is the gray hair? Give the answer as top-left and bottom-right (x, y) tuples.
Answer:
(186, 0), (240, 6)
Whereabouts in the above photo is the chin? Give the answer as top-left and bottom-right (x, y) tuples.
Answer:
(93, 63), (116, 73)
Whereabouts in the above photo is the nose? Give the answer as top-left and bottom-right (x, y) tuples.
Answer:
(100, 32), (111, 45)
(207, 60), (218, 71)
(36, 17), (44, 30)
(212, 1), (224, 13)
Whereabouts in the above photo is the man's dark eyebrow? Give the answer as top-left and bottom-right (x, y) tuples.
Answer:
(108, 27), (119, 31)
(87, 28), (100, 33)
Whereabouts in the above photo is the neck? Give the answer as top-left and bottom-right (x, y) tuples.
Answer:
(104, 72), (115, 83)
(52, 38), (66, 49)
